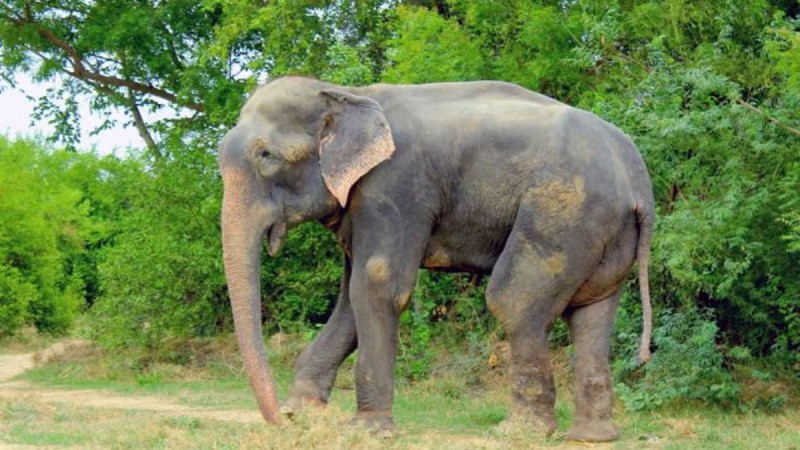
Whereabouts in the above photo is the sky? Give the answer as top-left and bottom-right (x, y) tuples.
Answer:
(0, 73), (143, 154)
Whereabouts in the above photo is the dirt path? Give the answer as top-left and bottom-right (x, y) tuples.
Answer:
(0, 353), (33, 382)
(0, 342), (262, 424)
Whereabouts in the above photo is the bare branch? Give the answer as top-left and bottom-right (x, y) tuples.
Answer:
(62, 66), (203, 111)
(127, 87), (162, 159)
(736, 99), (800, 138)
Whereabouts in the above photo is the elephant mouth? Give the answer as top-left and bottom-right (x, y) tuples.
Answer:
(266, 222), (287, 257)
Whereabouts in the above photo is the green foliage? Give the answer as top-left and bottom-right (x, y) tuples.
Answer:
(600, 58), (799, 358)
(615, 309), (741, 411)
(779, 163), (800, 253)
(450, 0), (597, 98)
(0, 0), (236, 152)
(397, 272), (491, 381)
(382, 5), (484, 83)
(0, 138), (89, 336)
(90, 145), (228, 349)
(321, 43), (376, 86)
(260, 223), (342, 334)
(597, 6), (800, 406)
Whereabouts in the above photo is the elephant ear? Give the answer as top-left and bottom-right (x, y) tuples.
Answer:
(318, 89), (395, 207)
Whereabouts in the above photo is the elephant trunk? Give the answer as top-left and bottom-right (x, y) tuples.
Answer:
(221, 171), (281, 424)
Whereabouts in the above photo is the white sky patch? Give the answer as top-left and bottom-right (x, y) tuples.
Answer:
(0, 73), (143, 155)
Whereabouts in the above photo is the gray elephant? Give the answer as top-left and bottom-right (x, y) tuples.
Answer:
(218, 76), (654, 442)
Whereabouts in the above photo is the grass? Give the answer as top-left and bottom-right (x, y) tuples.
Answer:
(1, 334), (798, 449)
(1, 398), (269, 449)
(3, 386), (798, 449)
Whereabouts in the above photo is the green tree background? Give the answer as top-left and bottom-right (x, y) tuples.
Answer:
(1, 0), (798, 410)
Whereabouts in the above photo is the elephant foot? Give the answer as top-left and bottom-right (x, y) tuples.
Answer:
(496, 414), (556, 438)
(508, 400), (556, 437)
(565, 420), (619, 442)
(351, 412), (396, 438)
(280, 394), (325, 419)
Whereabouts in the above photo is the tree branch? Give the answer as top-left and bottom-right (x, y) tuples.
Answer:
(127, 87), (162, 159)
(601, 41), (652, 73)
(66, 73), (162, 156)
(736, 99), (800, 138)
(62, 66), (203, 111)
(3, 9), (204, 112)
(159, 22), (185, 71)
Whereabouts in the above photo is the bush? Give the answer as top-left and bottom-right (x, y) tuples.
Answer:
(260, 223), (342, 334)
(595, 60), (800, 360)
(90, 148), (228, 349)
(0, 137), (88, 336)
(397, 271), (492, 381)
(615, 309), (741, 411)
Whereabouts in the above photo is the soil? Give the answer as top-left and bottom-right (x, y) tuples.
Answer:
(0, 341), (262, 424)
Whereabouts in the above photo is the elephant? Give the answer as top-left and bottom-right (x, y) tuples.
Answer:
(218, 76), (654, 442)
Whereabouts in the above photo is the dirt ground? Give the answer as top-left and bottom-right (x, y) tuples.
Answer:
(0, 341), (262, 425)
(0, 341), (609, 449)
(2, 341), (797, 450)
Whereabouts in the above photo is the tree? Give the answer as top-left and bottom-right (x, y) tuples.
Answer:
(0, 0), (233, 154)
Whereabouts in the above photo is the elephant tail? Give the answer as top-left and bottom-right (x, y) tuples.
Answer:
(635, 203), (653, 364)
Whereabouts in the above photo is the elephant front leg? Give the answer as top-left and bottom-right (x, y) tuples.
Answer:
(285, 258), (357, 414)
(348, 253), (417, 434)
(564, 292), (621, 442)
(343, 198), (429, 433)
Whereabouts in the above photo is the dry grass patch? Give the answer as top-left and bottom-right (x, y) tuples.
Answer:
(237, 406), (389, 449)
(4, 335), (798, 449)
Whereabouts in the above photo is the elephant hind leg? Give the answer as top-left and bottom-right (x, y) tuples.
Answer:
(486, 227), (595, 436)
(571, 218), (637, 307)
(564, 290), (621, 442)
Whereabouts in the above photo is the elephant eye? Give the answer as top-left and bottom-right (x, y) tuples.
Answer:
(260, 150), (270, 158)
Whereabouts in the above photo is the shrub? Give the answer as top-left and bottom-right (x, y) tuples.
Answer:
(90, 150), (228, 349)
(615, 309), (741, 411)
(397, 271), (492, 381)
(0, 137), (88, 336)
(260, 223), (342, 334)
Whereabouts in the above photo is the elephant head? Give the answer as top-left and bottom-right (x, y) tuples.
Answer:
(217, 77), (395, 423)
